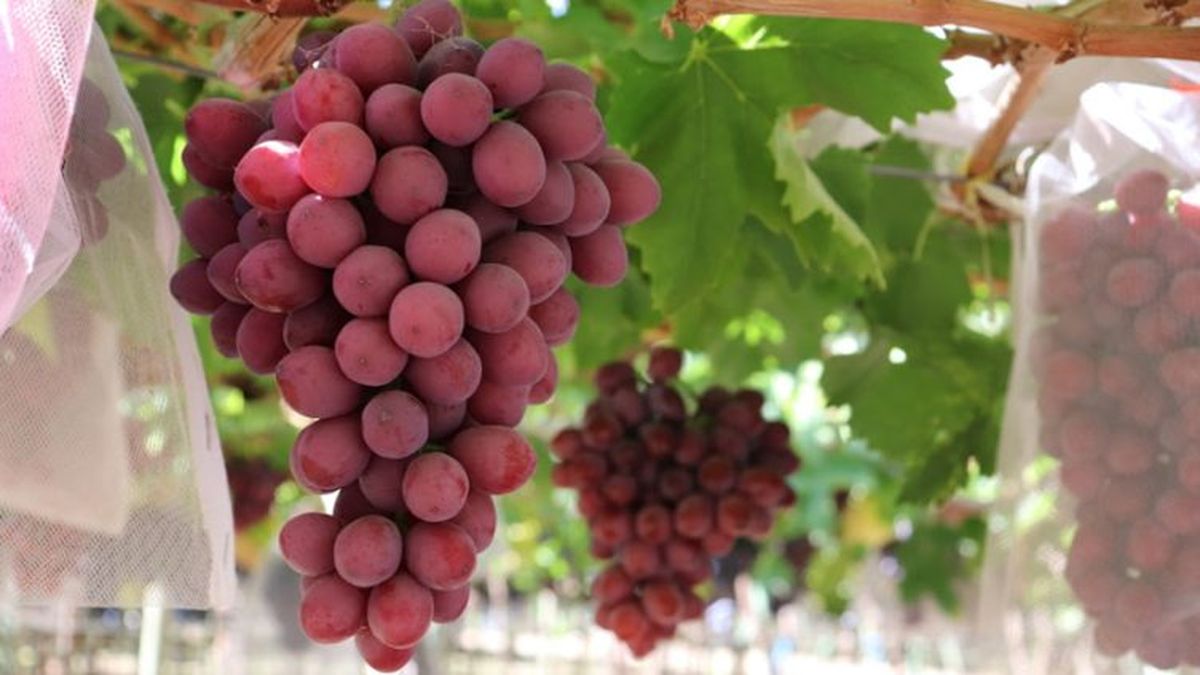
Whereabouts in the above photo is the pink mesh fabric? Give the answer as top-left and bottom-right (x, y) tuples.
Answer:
(0, 17), (235, 610)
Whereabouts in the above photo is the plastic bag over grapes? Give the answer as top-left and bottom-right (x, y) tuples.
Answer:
(0, 7), (234, 611)
(978, 83), (1200, 671)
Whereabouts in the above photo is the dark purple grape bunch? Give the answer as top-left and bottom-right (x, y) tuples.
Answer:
(549, 347), (800, 658)
(166, 0), (661, 669)
(225, 456), (288, 532)
(1036, 170), (1200, 668)
(64, 78), (127, 245)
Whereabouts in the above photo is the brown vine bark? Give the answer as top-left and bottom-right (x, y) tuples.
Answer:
(669, 0), (1200, 61)
(193, 0), (354, 17)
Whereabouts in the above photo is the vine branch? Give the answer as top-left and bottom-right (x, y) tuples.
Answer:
(669, 0), (1200, 62)
(191, 0), (354, 17)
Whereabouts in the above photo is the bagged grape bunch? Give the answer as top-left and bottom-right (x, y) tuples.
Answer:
(549, 347), (800, 657)
(982, 82), (1200, 670)
(169, 0), (660, 668)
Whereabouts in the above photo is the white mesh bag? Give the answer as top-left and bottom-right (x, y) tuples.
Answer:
(0, 5), (235, 611)
(978, 83), (1200, 672)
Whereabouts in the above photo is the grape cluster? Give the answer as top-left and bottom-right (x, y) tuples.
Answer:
(1036, 170), (1200, 668)
(65, 78), (126, 244)
(167, 1), (661, 669)
(226, 456), (287, 532)
(550, 347), (800, 657)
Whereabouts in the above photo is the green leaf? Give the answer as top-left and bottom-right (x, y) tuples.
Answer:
(605, 19), (952, 314)
(863, 233), (971, 336)
(772, 121), (883, 285)
(757, 19), (955, 130)
(562, 265), (660, 369)
(863, 136), (936, 254)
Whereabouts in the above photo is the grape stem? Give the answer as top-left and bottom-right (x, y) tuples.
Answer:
(668, 0), (1200, 62)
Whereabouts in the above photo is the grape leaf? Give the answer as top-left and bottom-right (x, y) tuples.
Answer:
(772, 121), (883, 285)
(604, 21), (953, 314)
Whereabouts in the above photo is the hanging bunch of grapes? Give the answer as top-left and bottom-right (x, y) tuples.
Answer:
(1036, 169), (1200, 668)
(167, 0), (660, 668)
(549, 347), (800, 657)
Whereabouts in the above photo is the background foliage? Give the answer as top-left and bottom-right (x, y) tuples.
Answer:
(97, 0), (1012, 614)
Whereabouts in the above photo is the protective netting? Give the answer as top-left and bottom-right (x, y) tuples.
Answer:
(979, 83), (1200, 671)
(0, 14), (234, 610)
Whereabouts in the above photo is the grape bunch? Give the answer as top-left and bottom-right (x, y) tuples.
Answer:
(549, 347), (800, 657)
(226, 456), (288, 532)
(167, 0), (661, 668)
(1036, 170), (1200, 668)
(64, 77), (126, 244)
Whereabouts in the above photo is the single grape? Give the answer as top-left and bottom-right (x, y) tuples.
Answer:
(515, 160), (575, 226)
(206, 244), (248, 304)
(402, 452), (470, 522)
(634, 504), (673, 545)
(415, 37), (483, 88)
(429, 141), (474, 195)
(453, 192), (517, 243)
(292, 68), (364, 131)
(276, 345), (364, 418)
(619, 540), (662, 580)
(1041, 349), (1095, 402)
(404, 522), (476, 591)
(447, 425), (536, 494)
(472, 121), (546, 208)
(299, 122), (377, 198)
(404, 208), (481, 284)
(394, 0), (463, 58)
(642, 581), (684, 626)
(366, 572), (433, 649)
(332, 23), (417, 93)
(448, 490), (496, 551)
(284, 295), (350, 350)
(361, 389), (429, 459)
(1114, 169), (1170, 215)
(432, 585), (470, 623)
(404, 338), (482, 405)
(234, 141), (310, 213)
(180, 195), (239, 257)
(528, 354), (558, 404)
(334, 318), (409, 387)
(467, 380), (529, 426)
(182, 143), (233, 190)
(559, 163), (610, 236)
(593, 160), (661, 225)
(591, 566), (633, 604)
(235, 239), (326, 313)
(334, 515), (404, 588)
(332, 245), (410, 317)
(355, 630), (414, 672)
(358, 455), (411, 513)
(331, 483), (376, 524)
(470, 317), (549, 386)
(570, 224), (628, 286)
(426, 401), (468, 440)
(299, 574), (367, 644)
(455, 263), (530, 334)
(528, 287), (579, 347)
(1106, 257), (1165, 308)
(170, 259), (225, 315)
(365, 84), (429, 148)
(673, 495), (713, 539)
(237, 209), (287, 247)
(371, 146), (448, 224)
(286, 194), (366, 269)
(184, 98), (267, 169)
(236, 308), (288, 374)
(210, 302), (248, 357)
(518, 90), (603, 162)
(292, 415), (372, 492)
(279, 512), (339, 576)
(541, 62), (596, 100)
(420, 73), (492, 146)
(482, 231), (567, 303)
(475, 38), (544, 109)
(388, 282), (464, 358)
